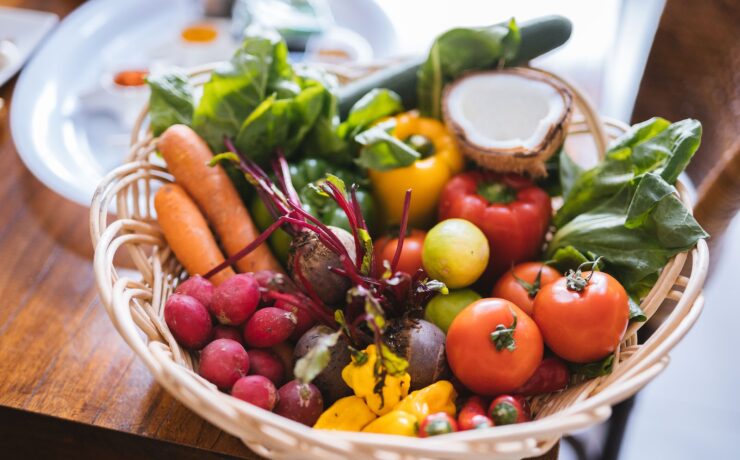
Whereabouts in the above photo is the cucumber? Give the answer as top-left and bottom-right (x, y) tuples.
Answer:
(337, 15), (572, 118)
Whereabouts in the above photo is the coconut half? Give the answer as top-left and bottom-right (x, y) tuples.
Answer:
(442, 68), (573, 177)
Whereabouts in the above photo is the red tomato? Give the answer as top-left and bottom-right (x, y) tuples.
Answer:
(446, 298), (543, 395)
(373, 229), (425, 275)
(533, 271), (629, 363)
(491, 262), (561, 315)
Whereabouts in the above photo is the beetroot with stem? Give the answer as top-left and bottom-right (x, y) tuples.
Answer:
(204, 144), (447, 387)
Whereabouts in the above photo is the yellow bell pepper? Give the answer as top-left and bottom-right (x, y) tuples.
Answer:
(341, 345), (411, 416)
(314, 396), (377, 431)
(362, 410), (418, 437)
(393, 380), (458, 421)
(369, 112), (464, 228)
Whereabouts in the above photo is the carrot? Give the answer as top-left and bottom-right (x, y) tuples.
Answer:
(154, 183), (235, 286)
(158, 124), (283, 274)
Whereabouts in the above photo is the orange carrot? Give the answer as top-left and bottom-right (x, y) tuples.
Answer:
(154, 183), (235, 286)
(158, 124), (283, 274)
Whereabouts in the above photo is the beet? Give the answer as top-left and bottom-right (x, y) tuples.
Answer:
(287, 227), (355, 306)
(293, 325), (352, 404)
(384, 318), (448, 390)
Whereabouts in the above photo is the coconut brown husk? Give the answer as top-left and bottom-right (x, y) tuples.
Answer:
(442, 67), (574, 178)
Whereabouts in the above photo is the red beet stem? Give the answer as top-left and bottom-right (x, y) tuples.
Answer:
(390, 189), (412, 274)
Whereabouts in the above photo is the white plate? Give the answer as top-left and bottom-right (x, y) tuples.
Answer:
(0, 7), (58, 87)
(11, 0), (396, 207)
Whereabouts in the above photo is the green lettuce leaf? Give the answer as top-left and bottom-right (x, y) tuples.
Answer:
(147, 71), (195, 136)
(355, 119), (420, 171)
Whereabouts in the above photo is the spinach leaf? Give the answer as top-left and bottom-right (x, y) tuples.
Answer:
(546, 245), (589, 273)
(147, 71), (195, 136)
(417, 19), (521, 119)
(570, 354), (614, 379)
(355, 120), (420, 171)
(628, 297), (647, 323)
(338, 88), (404, 139)
(555, 118), (702, 227)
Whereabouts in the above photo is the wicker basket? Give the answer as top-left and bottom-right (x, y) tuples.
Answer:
(90, 65), (709, 460)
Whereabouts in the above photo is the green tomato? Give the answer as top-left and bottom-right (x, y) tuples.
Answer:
(424, 289), (482, 334)
(422, 219), (489, 289)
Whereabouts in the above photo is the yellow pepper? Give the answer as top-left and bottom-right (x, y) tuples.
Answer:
(362, 410), (418, 437)
(341, 345), (411, 416)
(393, 380), (457, 421)
(314, 396), (377, 431)
(369, 112), (464, 228)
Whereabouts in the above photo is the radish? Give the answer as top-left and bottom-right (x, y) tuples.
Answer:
(211, 273), (260, 325)
(174, 275), (214, 310)
(243, 307), (296, 348)
(231, 375), (277, 411)
(247, 349), (285, 386)
(164, 294), (213, 350)
(199, 339), (249, 390)
(274, 298), (317, 340)
(274, 380), (323, 426)
(212, 325), (245, 346)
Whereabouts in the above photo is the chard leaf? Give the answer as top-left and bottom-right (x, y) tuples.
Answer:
(625, 173), (675, 229)
(358, 228), (374, 275)
(147, 71), (195, 136)
(294, 330), (340, 384)
(355, 120), (420, 171)
(417, 19), (521, 119)
(570, 354), (614, 379)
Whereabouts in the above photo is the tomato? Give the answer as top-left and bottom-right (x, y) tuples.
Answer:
(373, 229), (426, 275)
(514, 357), (570, 395)
(488, 395), (530, 425)
(533, 271), (629, 363)
(492, 262), (561, 316)
(446, 298), (543, 395)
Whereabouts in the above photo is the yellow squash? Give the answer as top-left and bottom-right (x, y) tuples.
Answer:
(341, 345), (411, 416)
(362, 410), (418, 437)
(314, 396), (377, 431)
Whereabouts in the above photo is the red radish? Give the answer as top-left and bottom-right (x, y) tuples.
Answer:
(274, 299), (317, 340)
(199, 339), (249, 390)
(270, 342), (295, 381)
(164, 294), (213, 350)
(175, 275), (214, 309)
(211, 273), (260, 325)
(458, 396), (493, 430)
(213, 325), (245, 346)
(243, 307), (297, 348)
(247, 349), (285, 386)
(274, 380), (323, 426)
(231, 375), (277, 411)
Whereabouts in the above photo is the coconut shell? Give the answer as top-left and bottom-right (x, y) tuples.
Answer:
(442, 67), (574, 178)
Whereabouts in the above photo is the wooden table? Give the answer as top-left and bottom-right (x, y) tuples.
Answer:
(0, 2), (558, 459)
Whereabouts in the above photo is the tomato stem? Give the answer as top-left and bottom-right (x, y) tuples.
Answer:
(565, 257), (603, 292)
(490, 307), (518, 352)
(512, 265), (545, 298)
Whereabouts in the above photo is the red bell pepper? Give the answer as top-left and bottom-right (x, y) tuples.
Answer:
(438, 172), (551, 282)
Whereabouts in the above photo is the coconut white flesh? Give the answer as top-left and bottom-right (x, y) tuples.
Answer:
(446, 73), (566, 150)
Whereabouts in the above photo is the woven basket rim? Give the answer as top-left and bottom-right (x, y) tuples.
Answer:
(90, 62), (709, 460)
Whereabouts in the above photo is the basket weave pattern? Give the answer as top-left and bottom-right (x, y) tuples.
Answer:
(90, 68), (708, 460)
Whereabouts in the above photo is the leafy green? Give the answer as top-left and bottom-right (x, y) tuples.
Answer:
(417, 18), (521, 119)
(546, 245), (589, 273)
(147, 71), (195, 136)
(547, 118), (708, 293)
(355, 119), (420, 171)
(337, 89), (404, 139)
(628, 297), (647, 323)
(570, 354), (614, 379)
(294, 330), (341, 384)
